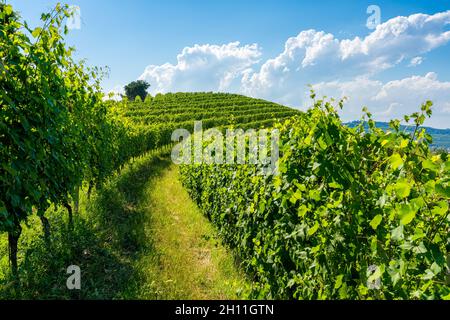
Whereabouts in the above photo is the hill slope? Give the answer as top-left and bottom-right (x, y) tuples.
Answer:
(121, 92), (300, 129)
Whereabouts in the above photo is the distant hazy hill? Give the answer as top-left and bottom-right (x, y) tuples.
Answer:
(345, 121), (450, 150)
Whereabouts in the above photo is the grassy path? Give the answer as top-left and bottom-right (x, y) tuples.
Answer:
(127, 162), (248, 299)
(0, 151), (248, 299)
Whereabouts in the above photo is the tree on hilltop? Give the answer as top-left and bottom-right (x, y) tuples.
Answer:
(124, 80), (150, 101)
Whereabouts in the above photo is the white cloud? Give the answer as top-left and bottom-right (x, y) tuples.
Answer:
(313, 72), (450, 128)
(113, 10), (450, 128)
(104, 84), (124, 101)
(243, 11), (450, 101)
(408, 56), (424, 67)
(139, 42), (261, 94)
(340, 12), (450, 65)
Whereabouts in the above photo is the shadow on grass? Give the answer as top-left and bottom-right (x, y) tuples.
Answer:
(0, 153), (171, 299)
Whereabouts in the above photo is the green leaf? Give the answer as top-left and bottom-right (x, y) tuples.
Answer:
(393, 180), (411, 199)
(259, 201), (265, 213)
(445, 160), (450, 172)
(369, 214), (383, 230)
(312, 162), (321, 172)
(289, 190), (302, 204)
(399, 139), (409, 149)
(397, 203), (418, 225)
(310, 244), (321, 254)
(413, 242), (427, 254)
(308, 221), (319, 236)
(411, 227), (425, 241)
(391, 271), (401, 286)
(334, 275), (344, 289)
(391, 225), (404, 241)
(389, 153), (403, 170)
(370, 237), (378, 253)
(32, 27), (43, 38)
(399, 242), (413, 250)
(304, 135), (312, 146)
(436, 183), (450, 198)
(422, 263), (442, 280)
(318, 137), (327, 150)
(431, 201), (449, 216)
(329, 181), (343, 189)
(422, 159), (438, 171)
(423, 180), (435, 194)
(431, 262), (443, 275)
(338, 282), (348, 299)
(309, 189), (321, 201)
(297, 205), (308, 218)
(5, 5), (13, 15)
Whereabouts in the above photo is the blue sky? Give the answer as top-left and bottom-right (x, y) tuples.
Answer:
(7, 0), (450, 128)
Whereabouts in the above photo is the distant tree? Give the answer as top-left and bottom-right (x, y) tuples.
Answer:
(124, 80), (150, 101)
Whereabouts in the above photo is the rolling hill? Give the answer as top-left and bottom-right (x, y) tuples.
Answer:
(120, 92), (300, 129)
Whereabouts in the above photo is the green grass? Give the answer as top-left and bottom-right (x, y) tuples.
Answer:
(0, 149), (249, 299)
(124, 164), (248, 299)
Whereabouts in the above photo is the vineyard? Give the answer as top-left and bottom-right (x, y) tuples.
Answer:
(180, 95), (450, 299)
(1, 3), (449, 300)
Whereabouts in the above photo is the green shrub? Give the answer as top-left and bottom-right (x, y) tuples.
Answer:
(180, 95), (450, 299)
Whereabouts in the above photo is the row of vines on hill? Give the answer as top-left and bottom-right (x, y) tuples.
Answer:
(115, 93), (300, 157)
(0, 3), (162, 276)
(180, 94), (450, 299)
(2, 3), (104, 275)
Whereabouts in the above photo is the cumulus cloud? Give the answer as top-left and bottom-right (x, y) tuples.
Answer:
(339, 12), (450, 68)
(313, 72), (450, 128)
(243, 11), (450, 101)
(139, 42), (261, 94)
(113, 10), (450, 128)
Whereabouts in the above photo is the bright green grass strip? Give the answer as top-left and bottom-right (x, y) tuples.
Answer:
(122, 163), (249, 299)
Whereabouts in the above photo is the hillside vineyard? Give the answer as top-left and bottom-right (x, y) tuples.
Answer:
(180, 95), (450, 299)
(1, 4), (448, 301)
